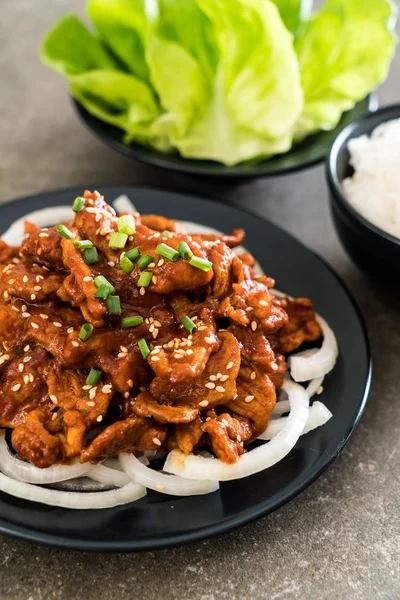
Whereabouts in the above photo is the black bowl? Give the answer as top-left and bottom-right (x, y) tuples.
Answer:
(327, 103), (400, 292)
(73, 95), (376, 180)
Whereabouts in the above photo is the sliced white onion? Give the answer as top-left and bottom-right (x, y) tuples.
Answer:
(0, 472), (146, 509)
(87, 463), (131, 488)
(306, 376), (324, 399)
(259, 401), (333, 441)
(0, 438), (92, 484)
(113, 194), (138, 215)
(271, 399), (290, 417)
(1, 206), (73, 246)
(164, 378), (309, 482)
(119, 453), (219, 496)
(290, 316), (338, 382)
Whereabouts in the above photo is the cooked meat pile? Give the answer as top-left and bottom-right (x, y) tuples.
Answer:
(0, 191), (321, 468)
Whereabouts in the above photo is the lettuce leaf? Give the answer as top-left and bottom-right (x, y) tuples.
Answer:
(87, 0), (149, 81)
(270, 0), (313, 36)
(40, 14), (118, 76)
(146, 0), (303, 164)
(294, 0), (397, 138)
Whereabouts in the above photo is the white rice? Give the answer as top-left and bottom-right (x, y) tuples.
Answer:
(343, 118), (400, 238)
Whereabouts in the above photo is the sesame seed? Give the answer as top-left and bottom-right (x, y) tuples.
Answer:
(3, 291), (9, 300)
(216, 373), (222, 379)
(30, 294), (36, 301)
(18, 363), (24, 372)
(155, 484), (164, 491)
(209, 375), (217, 381)
(316, 386), (324, 395)
(12, 384), (21, 392)
(153, 438), (162, 446)
(11, 306), (19, 312)
(21, 305), (27, 312)
(152, 275), (157, 285)
(22, 312), (31, 318)
(102, 385), (112, 394)
(246, 307), (253, 312)
(53, 322), (62, 328)
(37, 248), (42, 256)
(22, 276), (28, 283)
(198, 326), (207, 331)
(152, 347), (160, 354)
(50, 395), (58, 404)
(89, 388), (97, 400)
(151, 356), (160, 362)
(245, 395), (254, 403)
(67, 327), (74, 334)
(30, 322), (39, 329)
(220, 374), (229, 382)
(270, 362), (278, 372)
(87, 401), (95, 407)
(128, 379), (133, 387)
(157, 259), (164, 267)
(153, 233), (160, 238)
(204, 337), (213, 344)
(186, 349), (193, 355)
(237, 435), (242, 443)
(23, 356), (32, 363)
(24, 345), (30, 352)
(117, 352), (127, 358)
(149, 324), (155, 333)
(96, 415), (103, 423)
(83, 276), (92, 282)
(259, 299), (268, 307)
(153, 320), (162, 328)
(23, 375), (29, 384)
(108, 261), (115, 267)
(226, 362), (234, 371)
(250, 371), (256, 380)
(95, 213), (102, 222)
(251, 321), (257, 331)
(152, 329), (158, 339)
(52, 413), (57, 421)
(86, 207), (95, 213)
(174, 354), (183, 359)
(199, 400), (209, 407)
(148, 262), (156, 269)
(120, 345), (128, 353)
(139, 287), (145, 296)
(36, 276), (43, 282)
(28, 373), (33, 382)
(39, 232), (49, 238)
(205, 382), (215, 389)
(216, 385), (225, 393)
(124, 392), (130, 399)
(82, 384), (92, 390)
(71, 341), (79, 347)
(40, 314), (48, 319)
(8, 279), (15, 285)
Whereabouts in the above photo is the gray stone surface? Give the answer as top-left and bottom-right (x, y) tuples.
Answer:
(0, 1), (399, 599)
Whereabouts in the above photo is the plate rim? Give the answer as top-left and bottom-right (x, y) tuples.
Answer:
(0, 185), (372, 552)
(71, 95), (378, 179)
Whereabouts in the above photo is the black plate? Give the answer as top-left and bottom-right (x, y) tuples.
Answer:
(73, 96), (377, 179)
(0, 186), (371, 551)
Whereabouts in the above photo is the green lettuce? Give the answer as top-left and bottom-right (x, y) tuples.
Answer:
(294, 0), (397, 138)
(40, 0), (397, 165)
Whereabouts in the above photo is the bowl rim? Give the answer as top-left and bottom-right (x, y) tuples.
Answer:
(326, 102), (400, 249)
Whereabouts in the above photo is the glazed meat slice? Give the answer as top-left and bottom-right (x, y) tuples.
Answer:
(0, 346), (50, 427)
(20, 226), (64, 270)
(202, 418), (244, 463)
(230, 324), (280, 377)
(226, 364), (276, 438)
(150, 331), (241, 408)
(0, 242), (18, 265)
(269, 296), (321, 354)
(0, 263), (63, 302)
(12, 408), (62, 468)
(80, 417), (167, 463)
(60, 237), (106, 326)
(207, 241), (235, 299)
(192, 228), (245, 248)
(139, 214), (184, 233)
(132, 392), (198, 424)
(216, 413), (252, 443)
(175, 417), (204, 454)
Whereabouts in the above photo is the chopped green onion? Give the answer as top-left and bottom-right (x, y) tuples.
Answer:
(95, 284), (112, 300)
(106, 295), (121, 315)
(156, 243), (179, 262)
(109, 232), (128, 250)
(79, 323), (93, 342)
(182, 315), (197, 334)
(138, 338), (150, 359)
(84, 247), (99, 265)
(73, 239), (93, 249)
(178, 242), (193, 261)
(56, 225), (74, 240)
(137, 255), (153, 271)
(94, 276), (115, 294)
(189, 256), (212, 272)
(162, 230), (172, 238)
(117, 215), (136, 235)
(86, 368), (102, 386)
(72, 197), (85, 212)
(137, 271), (153, 287)
(122, 315), (144, 328)
(125, 247), (140, 262)
(120, 256), (134, 274)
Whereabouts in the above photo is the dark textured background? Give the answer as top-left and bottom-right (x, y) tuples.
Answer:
(0, 2), (399, 599)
